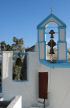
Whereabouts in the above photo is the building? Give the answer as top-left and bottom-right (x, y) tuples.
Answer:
(0, 13), (70, 108)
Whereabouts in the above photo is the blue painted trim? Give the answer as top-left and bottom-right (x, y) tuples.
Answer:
(13, 52), (28, 55)
(39, 41), (46, 43)
(64, 27), (66, 41)
(40, 59), (70, 68)
(56, 60), (67, 63)
(37, 14), (52, 29)
(38, 30), (39, 43)
(58, 27), (60, 41)
(43, 27), (45, 42)
(64, 27), (67, 61)
(58, 26), (66, 29)
(51, 14), (66, 27)
(38, 43), (40, 60)
(57, 26), (60, 60)
(44, 41), (46, 60)
(13, 80), (28, 82)
(66, 42), (67, 61)
(37, 14), (66, 29)
(38, 26), (40, 60)
(57, 41), (66, 43)
(43, 28), (46, 59)
(57, 41), (59, 60)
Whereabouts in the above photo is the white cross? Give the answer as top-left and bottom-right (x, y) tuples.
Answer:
(51, 8), (53, 14)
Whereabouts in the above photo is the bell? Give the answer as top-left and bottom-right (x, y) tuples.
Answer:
(49, 30), (55, 38)
(48, 40), (56, 47)
(49, 30), (55, 34)
(49, 48), (55, 54)
(48, 29), (56, 55)
(16, 57), (22, 66)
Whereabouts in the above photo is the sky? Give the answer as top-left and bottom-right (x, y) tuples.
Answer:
(0, 0), (70, 47)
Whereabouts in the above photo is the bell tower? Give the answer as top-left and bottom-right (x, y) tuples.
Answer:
(37, 13), (67, 63)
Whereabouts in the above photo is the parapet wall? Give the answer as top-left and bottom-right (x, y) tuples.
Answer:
(7, 96), (22, 108)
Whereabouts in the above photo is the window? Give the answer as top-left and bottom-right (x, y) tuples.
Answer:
(13, 53), (27, 81)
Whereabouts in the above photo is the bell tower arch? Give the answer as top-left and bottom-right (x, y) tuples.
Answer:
(37, 13), (67, 63)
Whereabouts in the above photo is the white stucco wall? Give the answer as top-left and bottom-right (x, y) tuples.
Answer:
(48, 68), (70, 108)
(2, 51), (70, 108)
(7, 96), (22, 108)
(2, 51), (40, 108)
(37, 64), (70, 108)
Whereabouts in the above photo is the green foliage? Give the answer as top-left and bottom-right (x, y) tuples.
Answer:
(13, 65), (21, 80)
(0, 36), (24, 52)
(13, 55), (23, 80)
(1, 41), (6, 51)
(6, 44), (12, 51)
(13, 37), (24, 52)
(13, 37), (18, 43)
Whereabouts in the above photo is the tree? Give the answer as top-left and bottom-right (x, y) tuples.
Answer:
(6, 44), (12, 51)
(12, 37), (24, 52)
(0, 36), (24, 52)
(13, 37), (18, 43)
(12, 37), (24, 80)
(1, 41), (6, 51)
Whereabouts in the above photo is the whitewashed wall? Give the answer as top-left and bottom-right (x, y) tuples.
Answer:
(2, 51), (70, 108)
(2, 51), (40, 108)
(7, 96), (22, 108)
(37, 64), (70, 108)
(48, 68), (70, 108)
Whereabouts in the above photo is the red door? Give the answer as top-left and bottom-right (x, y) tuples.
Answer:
(39, 72), (48, 99)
